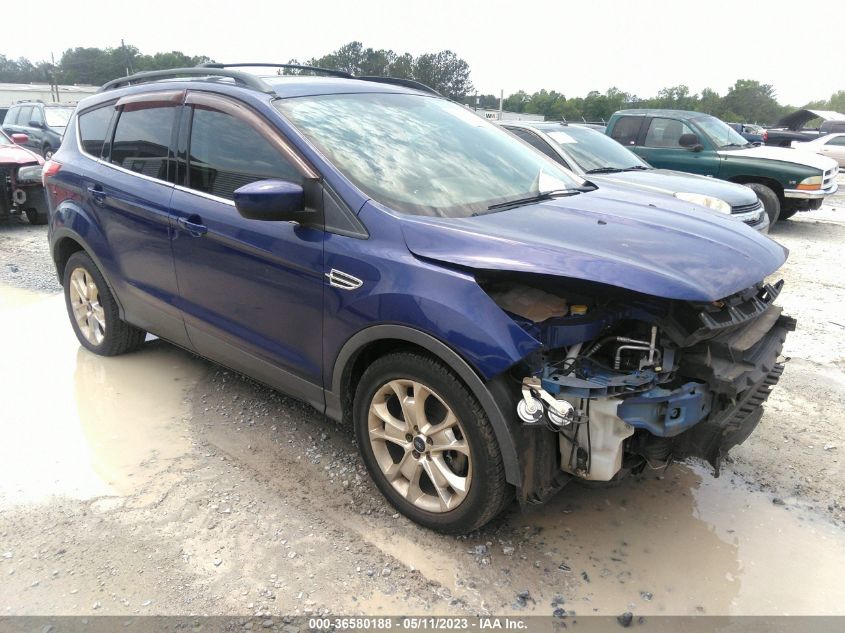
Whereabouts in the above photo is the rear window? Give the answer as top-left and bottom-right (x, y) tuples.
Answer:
(110, 106), (176, 180)
(78, 106), (115, 158)
(45, 107), (74, 128)
(609, 116), (642, 146)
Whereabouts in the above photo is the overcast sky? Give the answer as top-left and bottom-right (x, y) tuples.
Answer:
(7, 0), (839, 106)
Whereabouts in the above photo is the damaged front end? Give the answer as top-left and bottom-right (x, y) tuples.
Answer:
(0, 162), (47, 223)
(481, 274), (795, 502)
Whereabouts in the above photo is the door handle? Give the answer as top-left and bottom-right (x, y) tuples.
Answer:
(87, 185), (106, 205)
(176, 215), (208, 237)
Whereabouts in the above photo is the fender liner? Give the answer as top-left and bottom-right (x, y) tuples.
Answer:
(328, 324), (523, 487)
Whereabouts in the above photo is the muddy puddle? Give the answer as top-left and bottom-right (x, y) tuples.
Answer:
(508, 463), (845, 615)
(342, 460), (845, 615)
(0, 286), (204, 505)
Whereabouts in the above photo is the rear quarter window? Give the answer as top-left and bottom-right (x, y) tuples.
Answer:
(78, 106), (115, 158)
(610, 116), (643, 146)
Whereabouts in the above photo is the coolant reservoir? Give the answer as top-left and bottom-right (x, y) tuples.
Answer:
(559, 398), (634, 481)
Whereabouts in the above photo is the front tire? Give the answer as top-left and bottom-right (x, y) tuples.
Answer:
(62, 251), (146, 356)
(25, 208), (48, 225)
(745, 183), (781, 224)
(354, 352), (511, 533)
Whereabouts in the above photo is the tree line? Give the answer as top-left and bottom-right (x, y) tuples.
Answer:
(1, 42), (842, 126)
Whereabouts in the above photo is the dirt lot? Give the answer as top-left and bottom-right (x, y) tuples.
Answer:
(2, 179), (845, 619)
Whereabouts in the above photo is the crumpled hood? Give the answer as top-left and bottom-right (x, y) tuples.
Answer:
(598, 169), (759, 207)
(719, 145), (838, 171)
(0, 142), (42, 166)
(400, 184), (787, 302)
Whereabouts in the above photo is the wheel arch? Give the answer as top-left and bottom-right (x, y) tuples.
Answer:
(51, 226), (126, 319)
(727, 175), (785, 202)
(328, 325), (523, 487)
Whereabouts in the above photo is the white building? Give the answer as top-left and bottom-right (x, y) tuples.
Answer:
(0, 83), (99, 107)
(475, 108), (544, 122)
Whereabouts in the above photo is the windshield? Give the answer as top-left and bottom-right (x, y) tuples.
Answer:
(44, 107), (74, 128)
(695, 115), (749, 149)
(536, 124), (649, 172)
(274, 93), (582, 217)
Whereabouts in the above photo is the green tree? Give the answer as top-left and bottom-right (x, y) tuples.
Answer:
(722, 79), (781, 124)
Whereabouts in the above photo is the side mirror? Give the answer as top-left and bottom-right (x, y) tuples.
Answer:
(28, 120), (43, 129)
(678, 133), (702, 151)
(11, 133), (29, 144)
(233, 179), (314, 222)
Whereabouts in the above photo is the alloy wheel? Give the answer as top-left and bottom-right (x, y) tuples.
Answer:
(68, 267), (106, 346)
(367, 379), (472, 513)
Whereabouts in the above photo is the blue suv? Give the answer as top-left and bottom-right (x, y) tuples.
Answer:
(45, 64), (794, 533)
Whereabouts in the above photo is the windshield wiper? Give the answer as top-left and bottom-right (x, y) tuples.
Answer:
(720, 143), (750, 149)
(479, 187), (594, 214)
(586, 167), (624, 174)
(622, 165), (650, 171)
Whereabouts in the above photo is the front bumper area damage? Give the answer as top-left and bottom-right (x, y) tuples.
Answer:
(484, 276), (795, 503)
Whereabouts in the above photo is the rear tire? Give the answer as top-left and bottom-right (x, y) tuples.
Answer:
(42, 145), (54, 160)
(353, 352), (511, 534)
(62, 251), (146, 356)
(744, 183), (781, 224)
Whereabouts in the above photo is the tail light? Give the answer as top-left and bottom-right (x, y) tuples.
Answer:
(42, 159), (62, 186)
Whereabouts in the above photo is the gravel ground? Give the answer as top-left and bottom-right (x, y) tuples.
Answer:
(0, 215), (60, 293)
(2, 177), (845, 618)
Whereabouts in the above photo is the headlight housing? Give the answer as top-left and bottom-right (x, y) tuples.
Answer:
(16, 165), (43, 184)
(674, 192), (732, 214)
(797, 175), (822, 191)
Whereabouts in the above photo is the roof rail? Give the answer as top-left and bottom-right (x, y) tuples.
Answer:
(99, 67), (274, 93)
(205, 63), (441, 96)
(199, 62), (353, 79)
(356, 76), (441, 96)
(98, 63), (443, 99)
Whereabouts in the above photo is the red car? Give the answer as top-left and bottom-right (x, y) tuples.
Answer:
(0, 128), (48, 224)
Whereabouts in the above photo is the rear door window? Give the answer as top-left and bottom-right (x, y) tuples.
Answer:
(643, 117), (695, 148)
(110, 105), (176, 180)
(825, 136), (845, 146)
(609, 116), (643, 146)
(78, 106), (115, 158)
(186, 107), (302, 200)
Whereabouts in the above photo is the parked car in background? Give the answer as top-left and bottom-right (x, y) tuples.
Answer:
(727, 123), (767, 144)
(763, 127), (817, 148)
(792, 133), (845, 167)
(502, 121), (768, 232)
(2, 100), (75, 159)
(0, 128), (48, 224)
(45, 64), (793, 534)
(606, 109), (839, 222)
(820, 120), (845, 136)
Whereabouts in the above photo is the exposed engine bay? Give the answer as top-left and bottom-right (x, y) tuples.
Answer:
(482, 273), (795, 498)
(0, 163), (47, 224)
